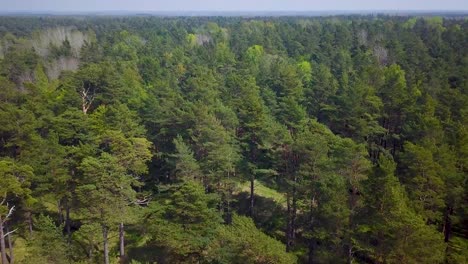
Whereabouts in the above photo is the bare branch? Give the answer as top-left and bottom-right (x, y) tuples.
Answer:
(4, 205), (15, 222)
(2, 228), (17, 239)
(80, 82), (95, 115)
(134, 198), (151, 205)
(128, 196), (152, 206)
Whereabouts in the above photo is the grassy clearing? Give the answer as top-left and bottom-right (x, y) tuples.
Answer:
(238, 180), (287, 205)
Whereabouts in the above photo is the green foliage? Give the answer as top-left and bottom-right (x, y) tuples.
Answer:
(401, 141), (445, 222)
(77, 153), (136, 225)
(143, 181), (222, 262)
(0, 159), (34, 214)
(245, 45), (264, 64)
(357, 156), (445, 264)
(24, 215), (69, 264)
(208, 214), (297, 264)
(0, 15), (466, 264)
(297, 60), (312, 84)
(172, 135), (201, 181)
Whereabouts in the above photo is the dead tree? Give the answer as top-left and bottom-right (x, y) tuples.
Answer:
(80, 81), (96, 115)
(0, 199), (16, 264)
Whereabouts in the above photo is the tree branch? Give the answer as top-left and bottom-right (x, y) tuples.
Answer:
(2, 228), (17, 239)
(0, 195), (6, 206)
(3, 205), (15, 223)
(128, 196), (151, 206)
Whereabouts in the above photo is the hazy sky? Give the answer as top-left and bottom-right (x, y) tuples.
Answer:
(1, 0), (467, 12)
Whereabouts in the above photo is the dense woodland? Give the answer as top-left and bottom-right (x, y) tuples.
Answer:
(0, 15), (466, 264)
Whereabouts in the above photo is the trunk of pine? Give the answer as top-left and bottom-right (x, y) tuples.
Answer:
(218, 178), (224, 215)
(286, 193), (292, 252)
(292, 176), (297, 241)
(203, 176), (209, 193)
(226, 198), (232, 224)
(88, 245), (94, 262)
(308, 239), (315, 264)
(248, 147), (257, 218)
(286, 197), (297, 251)
(347, 245), (353, 264)
(0, 216), (8, 264)
(65, 203), (71, 243)
(443, 207), (452, 243)
(6, 226), (13, 264)
(26, 212), (32, 238)
(57, 200), (63, 224)
(308, 197), (316, 264)
(225, 171), (232, 224)
(66, 170), (76, 243)
(286, 174), (297, 252)
(347, 187), (358, 264)
(249, 175), (255, 217)
(285, 146), (298, 252)
(102, 225), (109, 264)
(119, 223), (125, 263)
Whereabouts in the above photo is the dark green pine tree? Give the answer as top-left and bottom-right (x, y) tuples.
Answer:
(172, 135), (202, 182)
(356, 156), (445, 264)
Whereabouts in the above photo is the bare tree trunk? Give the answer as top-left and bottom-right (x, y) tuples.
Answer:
(0, 216), (8, 264)
(119, 223), (125, 263)
(80, 83), (95, 115)
(102, 225), (109, 264)
(6, 226), (13, 264)
(249, 175), (255, 217)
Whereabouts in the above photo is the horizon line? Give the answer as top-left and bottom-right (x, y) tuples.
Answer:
(2, 9), (468, 12)
(1, 10), (467, 16)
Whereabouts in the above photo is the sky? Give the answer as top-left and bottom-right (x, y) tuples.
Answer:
(1, 0), (467, 12)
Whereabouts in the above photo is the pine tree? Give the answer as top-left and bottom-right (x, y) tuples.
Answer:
(356, 156), (445, 264)
(172, 135), (201, 182)
(0, 159), (33, 264)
